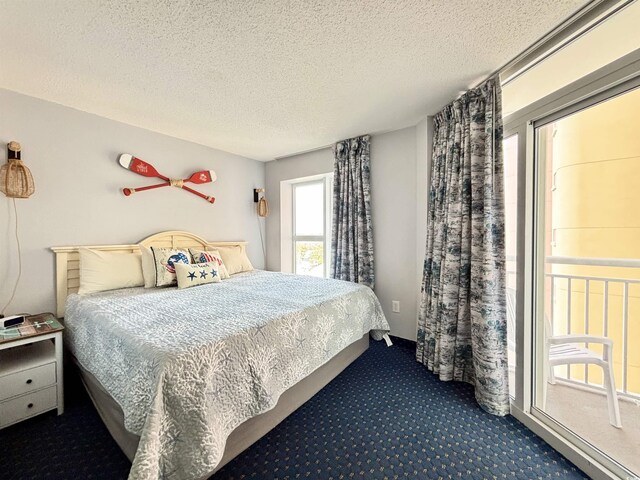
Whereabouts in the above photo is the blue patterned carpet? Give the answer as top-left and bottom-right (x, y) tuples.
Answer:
(0, 338), (587, 479)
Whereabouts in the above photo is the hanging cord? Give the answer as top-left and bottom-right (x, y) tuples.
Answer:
(1, 199), (22, 317)
(256, 215), (266, 265)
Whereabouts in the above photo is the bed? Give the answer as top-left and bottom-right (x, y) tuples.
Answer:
(51, 231), (390, 480)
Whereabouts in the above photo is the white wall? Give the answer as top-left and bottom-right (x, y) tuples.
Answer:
(370, 128), (417, 340)
(0, 89), (265, 316)
(265, 148), (333, 271)
(265, 126), (425, 340)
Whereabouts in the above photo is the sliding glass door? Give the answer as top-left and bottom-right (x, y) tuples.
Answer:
(530, 85), (640, 478)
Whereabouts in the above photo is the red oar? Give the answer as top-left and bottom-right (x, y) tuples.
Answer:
(182, 187), (215, 204)
(187, 170), (217, 184)
(119, 154), (216, 204)
(123, 170), (217, 196)
(119, 154), (169, 181)
(124, 182), (216, 204)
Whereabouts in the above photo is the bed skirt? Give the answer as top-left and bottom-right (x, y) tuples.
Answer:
(75, 333), (370, 477)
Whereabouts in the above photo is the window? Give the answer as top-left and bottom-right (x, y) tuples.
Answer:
(281, 174), (332, 277)
(292, 176), (332, 277)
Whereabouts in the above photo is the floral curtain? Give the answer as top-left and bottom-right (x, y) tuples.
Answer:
(416, 77), (509, 416)
(330, 135), (374, 288)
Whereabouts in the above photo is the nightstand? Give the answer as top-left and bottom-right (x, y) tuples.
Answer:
(0, 313), (64, 429)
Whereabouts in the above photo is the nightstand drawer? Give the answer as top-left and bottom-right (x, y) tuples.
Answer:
(0, 385), (57, 427)
(0, 362), (56, 401)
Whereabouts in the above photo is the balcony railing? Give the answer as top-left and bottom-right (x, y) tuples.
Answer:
(546, 256), (640, 401)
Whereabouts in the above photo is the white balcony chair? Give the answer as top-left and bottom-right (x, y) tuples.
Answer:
(546, 325), (622, 428)
(504, 287), (622, 428)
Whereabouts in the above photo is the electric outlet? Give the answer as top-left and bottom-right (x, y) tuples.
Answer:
(392, 300), (400, 313)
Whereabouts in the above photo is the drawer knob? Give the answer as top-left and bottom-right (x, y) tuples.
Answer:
(26, 379), (33, 384)
(27, 403), (34, 409)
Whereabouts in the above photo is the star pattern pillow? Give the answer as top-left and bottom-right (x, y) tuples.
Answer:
(189, 248), (230, 279)
(175, 261), (222, 289)
(150, 247), (191, 287)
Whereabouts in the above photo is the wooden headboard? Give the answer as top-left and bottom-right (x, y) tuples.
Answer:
(50, 231), (248, 318)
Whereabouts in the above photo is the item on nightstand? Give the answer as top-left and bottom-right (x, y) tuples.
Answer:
(0, 313), (62, 343)
(1, 315), (25, 329)
(0, 313), (64, 429)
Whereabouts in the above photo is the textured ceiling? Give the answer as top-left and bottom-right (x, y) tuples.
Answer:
(0, 0), (588, 161)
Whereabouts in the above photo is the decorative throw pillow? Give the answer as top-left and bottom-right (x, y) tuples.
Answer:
(78, 248), (144, 295)
(150, 247), (191, 287)
(215, 245), (253, 276)
(139, 245), (157, 288)
(175, 261), (222, 289)
(189, 248), (230, 279)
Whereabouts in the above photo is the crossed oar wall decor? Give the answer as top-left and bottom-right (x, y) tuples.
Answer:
(119, 154), (216, 204)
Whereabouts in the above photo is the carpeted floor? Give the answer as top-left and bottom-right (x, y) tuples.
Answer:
(0, 338), (587, 479)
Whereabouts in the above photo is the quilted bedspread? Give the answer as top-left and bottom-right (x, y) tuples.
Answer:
(64, 270), (390, 480)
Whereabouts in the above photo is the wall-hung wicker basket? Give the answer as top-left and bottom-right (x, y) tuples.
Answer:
(257, 196), (269, 217)
(0, 142), (35, 198)
(254, 188), (269, 217)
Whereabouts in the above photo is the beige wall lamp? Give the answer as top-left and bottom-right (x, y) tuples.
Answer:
(1, 141), (33, 317)
(253, 188), (269, 217)
(0, 142), (35, 198)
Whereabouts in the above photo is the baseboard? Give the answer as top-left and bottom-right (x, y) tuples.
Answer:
(510, 405), (623, 480)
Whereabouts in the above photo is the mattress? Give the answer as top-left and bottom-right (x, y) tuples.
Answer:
(64, 270), (390, 480)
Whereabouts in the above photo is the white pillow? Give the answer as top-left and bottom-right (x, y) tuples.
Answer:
(215, 245), (253, 275)
(78, 248), (144, 295)
(150, 247), (191, 287)
(189, 248), (230, 279)
(175, 261), (222, 289)
(139, 245), (157, 288)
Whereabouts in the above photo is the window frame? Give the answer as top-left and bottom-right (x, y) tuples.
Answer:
(503, 48), (640, 480)
(288, 174), (333, 278)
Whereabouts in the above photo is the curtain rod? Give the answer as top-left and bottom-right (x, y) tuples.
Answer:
(472, 0), (634, 91)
